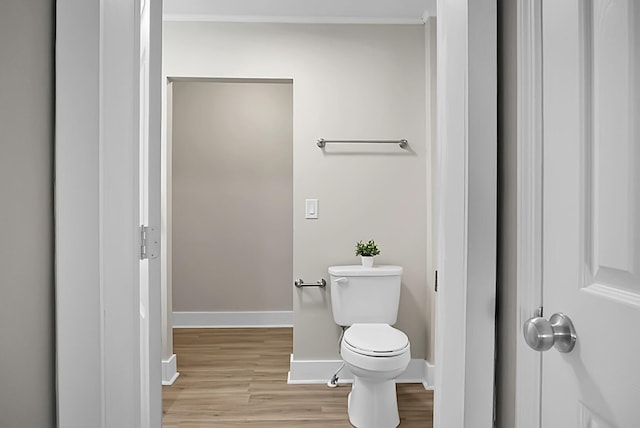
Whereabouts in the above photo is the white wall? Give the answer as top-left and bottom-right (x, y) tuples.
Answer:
(164, 22), (433, 361)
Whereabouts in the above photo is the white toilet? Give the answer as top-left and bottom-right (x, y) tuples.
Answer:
(328, 265), (411, 428)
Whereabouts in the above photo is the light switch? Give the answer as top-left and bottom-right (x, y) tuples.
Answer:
(305, 199), (319, 219)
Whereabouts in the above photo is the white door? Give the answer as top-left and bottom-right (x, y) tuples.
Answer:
(530, 1), (640, 426)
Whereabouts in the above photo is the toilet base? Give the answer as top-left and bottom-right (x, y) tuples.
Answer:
(347, 377), (400, 428)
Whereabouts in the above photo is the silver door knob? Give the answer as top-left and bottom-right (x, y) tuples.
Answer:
(523, 312), (576, 353)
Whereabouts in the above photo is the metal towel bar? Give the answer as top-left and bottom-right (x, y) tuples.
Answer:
(294, 278), (327, 288)
(316, 138), (408, 149)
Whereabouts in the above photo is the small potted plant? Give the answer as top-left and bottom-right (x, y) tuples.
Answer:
(355, 240), (381, 268)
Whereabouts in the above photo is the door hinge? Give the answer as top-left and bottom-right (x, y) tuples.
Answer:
(140, 225), (159, 260)
(434, 270), (438, 292)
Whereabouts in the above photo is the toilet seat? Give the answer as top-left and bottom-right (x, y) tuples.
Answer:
(343, 323), (409, 357)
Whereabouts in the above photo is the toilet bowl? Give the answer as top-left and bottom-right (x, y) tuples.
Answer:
(341, 323), (411, 428)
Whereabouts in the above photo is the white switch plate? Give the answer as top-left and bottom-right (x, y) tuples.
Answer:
(305, 199), (319, 219)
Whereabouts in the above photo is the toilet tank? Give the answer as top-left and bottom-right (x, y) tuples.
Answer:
(328, 265), (403, 326)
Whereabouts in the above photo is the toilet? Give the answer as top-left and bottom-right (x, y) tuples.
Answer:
(328, 265), (411, 428)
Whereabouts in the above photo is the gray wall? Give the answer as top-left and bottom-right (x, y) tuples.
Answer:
(496, 0), (517, 426)
(172, 80), (293, 311)
(0, 0), (56, 427)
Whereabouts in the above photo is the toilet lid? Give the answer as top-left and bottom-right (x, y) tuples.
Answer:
(343, 324), (409, 357)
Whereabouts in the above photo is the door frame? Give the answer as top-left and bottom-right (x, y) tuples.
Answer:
(55, 1), (497, 426)
(55, 0), (162, 426)
(514, 0), (543, 427)
(56, 0), (141, 424)
(143, 0), (164, 425)
(434, 1), (497, 427)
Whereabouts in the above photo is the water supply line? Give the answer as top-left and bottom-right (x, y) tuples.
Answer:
(328, 326), (348, 388)
(327, 363), (345, 388)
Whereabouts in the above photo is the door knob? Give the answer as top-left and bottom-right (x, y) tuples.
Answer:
(523, 312), (576, 353)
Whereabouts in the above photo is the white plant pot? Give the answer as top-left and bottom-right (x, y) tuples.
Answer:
(361, 256), (374, 268)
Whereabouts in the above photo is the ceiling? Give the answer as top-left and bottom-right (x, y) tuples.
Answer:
(163, 0), (437, 24)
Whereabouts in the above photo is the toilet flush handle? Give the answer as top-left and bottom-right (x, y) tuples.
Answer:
(334, 277), (348, 285)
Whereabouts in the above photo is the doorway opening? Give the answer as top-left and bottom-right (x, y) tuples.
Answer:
(161, 77), (296, 412)
(160, 21), (437, 426)
(169, 78), (294, 321)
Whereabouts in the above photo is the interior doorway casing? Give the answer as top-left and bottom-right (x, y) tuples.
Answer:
(55, 0), (163, 426)
(55, 2), (499, 426)
(514, 0), (543, 427)
(161, 77), (295, 380)
(434, 0), (497, 427)
(170, 79), (293, 318)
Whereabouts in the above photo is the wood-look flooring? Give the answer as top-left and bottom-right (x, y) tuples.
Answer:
(163, 328), (433, 427)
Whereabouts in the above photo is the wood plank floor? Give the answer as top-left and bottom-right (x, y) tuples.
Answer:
(163, 328), (433, 427)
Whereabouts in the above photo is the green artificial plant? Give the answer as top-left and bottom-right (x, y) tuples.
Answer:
(355, 240), (381, 257)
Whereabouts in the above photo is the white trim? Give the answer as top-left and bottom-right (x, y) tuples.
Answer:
(100, 1), (142, 425)
(163, 14), (426, 25)
(287, 354), (429, 386)
(56, 2), (105, 425)
(422, 1), (438, 23)
(424, 361), (436, 390)
(434, 2), (470, 422)
(168, 76), (294, 84)
(172, 311), (294, 328)
(515, 1), (543, 427)
(434, 1), (497, 427)
(286, 355), (348, 385)
(145, 0), (164, 426)
(161, 354), (180, 386)
(56, 1), (145, 426)
(160, 75), (175, 389)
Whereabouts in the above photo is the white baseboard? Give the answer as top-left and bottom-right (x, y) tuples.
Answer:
(172, 311), (293, 328)
(287, 354), (431, 387)
(162, 354), (179, 386)
(424, 361), (435, 390)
